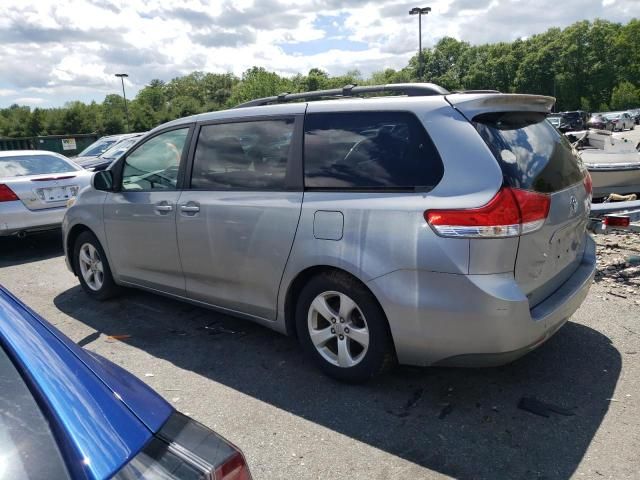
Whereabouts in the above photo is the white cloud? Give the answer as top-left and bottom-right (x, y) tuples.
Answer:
(14, 97), (46, 105)
(0, 0), (637, 107)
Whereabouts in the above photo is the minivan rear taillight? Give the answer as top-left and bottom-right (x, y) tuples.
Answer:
(0, 184), (19, 202)
(425, 187), (550, 238)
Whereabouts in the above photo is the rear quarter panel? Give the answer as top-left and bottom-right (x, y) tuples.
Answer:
(277, 97), (504, 323)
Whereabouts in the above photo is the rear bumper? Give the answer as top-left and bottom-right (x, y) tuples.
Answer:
(368, 235), (596, 367)
(0, 201), (66, 236)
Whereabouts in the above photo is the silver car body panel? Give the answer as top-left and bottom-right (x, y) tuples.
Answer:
(176, 190), (303, 320)
(1, 150), (92, 235)
(63, 93), (596, 367)
(103, 191), (186, 296)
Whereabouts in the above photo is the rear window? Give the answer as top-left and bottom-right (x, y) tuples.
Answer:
(304, 112), (444, 190)
(475, 112), (584, 193)
(0, 154), (78, 178)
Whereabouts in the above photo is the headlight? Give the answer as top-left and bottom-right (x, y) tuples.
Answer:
(113, 412), (251, 480)
(66, 197), (76, 208)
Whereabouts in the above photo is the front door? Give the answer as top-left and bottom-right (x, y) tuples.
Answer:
(176, 116), (304, 319)
(104, 127), (191, 295)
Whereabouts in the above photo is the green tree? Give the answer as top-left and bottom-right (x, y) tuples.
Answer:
(610, 81), (640, 110)
(227, 67), (291, 106)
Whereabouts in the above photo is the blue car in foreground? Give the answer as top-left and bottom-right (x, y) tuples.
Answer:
(0, 285), (251, 480)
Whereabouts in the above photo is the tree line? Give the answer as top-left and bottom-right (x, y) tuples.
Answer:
(1, 18), (638, 138)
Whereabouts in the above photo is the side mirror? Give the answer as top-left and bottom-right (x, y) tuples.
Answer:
(92, 170), (114, 192)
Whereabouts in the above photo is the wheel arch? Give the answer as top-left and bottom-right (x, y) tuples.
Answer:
(283, 265), (392, 344)
(66, 224), (95, 275)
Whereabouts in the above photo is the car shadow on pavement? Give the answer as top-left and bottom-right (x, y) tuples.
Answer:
(0, 230), (64, 267)
(54, 286), (621, 480)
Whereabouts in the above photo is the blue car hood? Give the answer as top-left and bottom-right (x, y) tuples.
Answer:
(0, 286), (172, 480)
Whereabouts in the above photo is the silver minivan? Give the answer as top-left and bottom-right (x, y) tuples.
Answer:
(63, 84), (596, 382)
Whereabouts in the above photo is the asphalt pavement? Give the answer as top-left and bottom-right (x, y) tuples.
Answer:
(1, 203), (639, 479)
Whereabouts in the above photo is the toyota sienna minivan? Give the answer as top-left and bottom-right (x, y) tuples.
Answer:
(63, 84), (596, 382)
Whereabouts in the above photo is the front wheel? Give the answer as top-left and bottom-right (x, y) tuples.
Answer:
(74, 231), (119, 300)
(296, 272), (394, 382)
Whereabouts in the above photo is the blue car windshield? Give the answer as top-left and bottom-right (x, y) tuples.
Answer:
(0, 346), (70, 479)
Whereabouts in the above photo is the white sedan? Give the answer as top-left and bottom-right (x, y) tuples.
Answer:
(0, 150), (93, 237)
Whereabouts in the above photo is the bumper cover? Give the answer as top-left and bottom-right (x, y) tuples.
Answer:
(0, 201), (66, 236)
(368, 235), (596, 367)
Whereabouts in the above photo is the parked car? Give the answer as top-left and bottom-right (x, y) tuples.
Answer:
(0, 150), (92, 237)
(604, 111), (635, 131)
(547, 113), (571, 131)
(626, 108), (640, 125)
(77, 133), (145, 171)
(73, 134), (129, 160)
(0, 284), (251, 480)
(74, 133), (143, 169)
(63, 85), (596, 382)
(560, 110), (589, 130)
(586, 114), (614, 131)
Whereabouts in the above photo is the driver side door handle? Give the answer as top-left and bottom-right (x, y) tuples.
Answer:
(155, 201), (173, 214)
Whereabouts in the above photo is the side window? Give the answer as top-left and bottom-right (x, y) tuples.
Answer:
(191, 119), (294, 190)
(304, 112), (444, 190)
(122, 128), (189, 191)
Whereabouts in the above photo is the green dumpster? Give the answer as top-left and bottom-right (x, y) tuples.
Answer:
(0, 133), (99, 157)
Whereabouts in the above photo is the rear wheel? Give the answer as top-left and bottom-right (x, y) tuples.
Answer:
(74, 231), (119, 300)
(295, 271), (394, 382)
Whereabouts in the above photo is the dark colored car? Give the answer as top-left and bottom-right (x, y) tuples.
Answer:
(74, 135), (123, 159)
(74, 134), (144, 171)
(586, 114), (614, 131)
(560, 110), (589, 131)
(77, 134), (145, 171)
(0, 284), (251, 480)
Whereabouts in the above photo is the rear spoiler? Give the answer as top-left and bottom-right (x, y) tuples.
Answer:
(445, 93), (556, 121)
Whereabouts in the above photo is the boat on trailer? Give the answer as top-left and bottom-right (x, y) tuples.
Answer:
(567, 129), (640, 199)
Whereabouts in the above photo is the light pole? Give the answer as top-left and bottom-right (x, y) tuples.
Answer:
(115, 73), (129, 132)
(409, 7), (431, 79)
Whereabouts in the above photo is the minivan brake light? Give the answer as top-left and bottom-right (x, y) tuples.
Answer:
(425, 187), (550, 238)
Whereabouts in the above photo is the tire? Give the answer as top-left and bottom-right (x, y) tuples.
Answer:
(295, 271), (394, 382)
(73, 231), (119, 300)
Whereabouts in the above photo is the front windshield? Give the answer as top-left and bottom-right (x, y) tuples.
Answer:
(101, 137), (141, 160)
(77, 138), (118, 157)
(604, 113), (621, 120)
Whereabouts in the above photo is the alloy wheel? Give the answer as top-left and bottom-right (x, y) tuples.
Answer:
(78, 243), (104, 291)
(307, 291), (370, 368)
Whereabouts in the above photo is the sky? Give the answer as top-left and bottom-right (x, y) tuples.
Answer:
(0, 0), (637, 108)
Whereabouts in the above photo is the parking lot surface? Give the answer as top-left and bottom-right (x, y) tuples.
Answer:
(1, 227), (639, 480)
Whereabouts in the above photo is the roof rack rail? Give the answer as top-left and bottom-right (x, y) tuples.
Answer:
(454, 89), (502, 94)
(234, 82), (450, 108)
